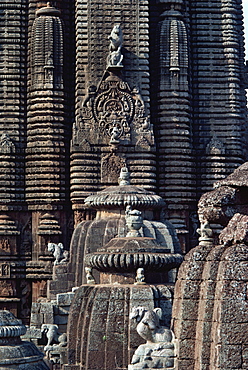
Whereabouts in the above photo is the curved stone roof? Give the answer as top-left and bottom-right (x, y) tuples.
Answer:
(0, 310), (49, 369)
(85, 185), (165, 210)
(36, 3), (61, 17)
(0, 310), (26, 337)
(85, 236), (183, 273)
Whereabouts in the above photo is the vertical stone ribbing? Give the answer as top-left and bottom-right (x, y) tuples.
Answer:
(156, 0), (194, 250)
(26, 3), (65, 209)
(0, 0), (28, 209)
(0, 0), (28, 317)
(190, 0), (246, 196)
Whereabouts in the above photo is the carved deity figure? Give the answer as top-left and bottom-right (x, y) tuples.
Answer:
(107, 25), (123, 68)
(109, 125), (121, 145)
(197, 214), (213, 245)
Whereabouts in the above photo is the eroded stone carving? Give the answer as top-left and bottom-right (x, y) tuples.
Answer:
(129, 307), (175, 369)
(101, 153), (126, 183)
(85, 267), (96, 285)
(0, 133), (14, 151)
(206, 135), (225, 156)
(197, 216), (213, 246)
(135, 268), (146, 285)
(47, 243), (69, 265)
(125, 207), (143, 237)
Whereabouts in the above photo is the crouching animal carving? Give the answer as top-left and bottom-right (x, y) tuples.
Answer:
(129, 307), (175, 369)
(47, 242), (69, 265)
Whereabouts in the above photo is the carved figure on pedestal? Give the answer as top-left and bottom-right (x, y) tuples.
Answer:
(85, 267), (96, 284)
(129, 307), (175, 369)
(118, 167), (130, 185)
(197, 215), (213, 246)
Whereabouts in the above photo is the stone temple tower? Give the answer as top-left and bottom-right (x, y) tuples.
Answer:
(0, 0), (247, 326)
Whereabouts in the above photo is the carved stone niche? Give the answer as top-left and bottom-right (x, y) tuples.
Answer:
(0, 214), (20, 255)
(0, 263), (11, 279)
(0, 281), (18, 314)
(101, 152), (126, 183)
(37, 213), (62, 260)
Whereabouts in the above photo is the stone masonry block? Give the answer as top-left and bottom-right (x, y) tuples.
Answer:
(54, 314), (68, 325)
(57, 292), (75, 306)
(218, 344), (242, 369)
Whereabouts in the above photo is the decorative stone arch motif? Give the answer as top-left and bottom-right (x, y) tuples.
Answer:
(78, 72), (153, 148)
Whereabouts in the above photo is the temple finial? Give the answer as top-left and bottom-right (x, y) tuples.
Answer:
(118, 167), (130, 186)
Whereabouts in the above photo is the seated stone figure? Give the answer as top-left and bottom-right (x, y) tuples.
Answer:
(129, 307), (175, 369)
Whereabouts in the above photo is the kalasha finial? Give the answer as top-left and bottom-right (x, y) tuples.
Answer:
(47, 2), (51, 7)
(118, 167), (130, 186)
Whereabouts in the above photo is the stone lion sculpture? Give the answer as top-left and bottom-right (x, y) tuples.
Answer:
(41, 324), (67, 352)
(107, 24), (123, 67)
(47, 242), (69, 265)
(129, 307), (175, 369)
